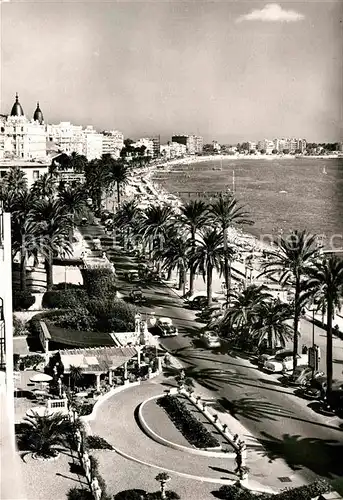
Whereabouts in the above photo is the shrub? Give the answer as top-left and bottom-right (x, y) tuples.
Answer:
(86, 435), (113, 450)
(87, 298), (137, 333)
(78, 403), (95, 416)
(157, 395), (220, 449)
(67, 488), (93, 500)
(42, 289), (86, 309)
(89, 455), (111, 500)
(82, 268), (117, 299)
(148, 492), (180, 500)
(13, 291), (35, 311)
(114, 490), (147, 500)
(21, 354), (45, 369)
(13, 317), (28, 337)
(56, 308), (96, 331)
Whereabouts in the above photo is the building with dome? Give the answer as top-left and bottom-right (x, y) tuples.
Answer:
(0, 94), (47, 161)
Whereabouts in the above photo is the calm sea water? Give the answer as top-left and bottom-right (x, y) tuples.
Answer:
(152, 157), (343, 247)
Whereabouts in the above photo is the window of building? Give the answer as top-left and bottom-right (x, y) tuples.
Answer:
(33, 170), (40, 180)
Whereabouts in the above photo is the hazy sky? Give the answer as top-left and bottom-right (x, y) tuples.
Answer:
(0, 1), (342, 143)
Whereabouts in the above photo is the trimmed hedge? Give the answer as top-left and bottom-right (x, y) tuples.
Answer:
(67, 488), (93, 500)
(87, 298), (137, 333)
(157, 395), (220, 449)
(216, 479), (332, 500)
(13, 291), (35, 311)
(81, 267), (117, 299)
(42, 289), (87, 309)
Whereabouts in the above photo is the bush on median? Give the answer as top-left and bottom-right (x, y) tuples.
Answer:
(81, 267), (117, 300)
(42, 289), (87, 309)
(157, 395), (220, 449)
(13, 291), (36, 311)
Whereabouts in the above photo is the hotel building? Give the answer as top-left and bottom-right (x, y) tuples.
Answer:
(101, 130), (124, 159)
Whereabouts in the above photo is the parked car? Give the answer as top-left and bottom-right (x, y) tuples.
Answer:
(327, 383), (343, 414)
(186, 295), (208, 310)
(264, 352), (308, 373)
(199, 331), (221, 348)
(285, 366), (324, 386)
(257, 346), (286, 367)
(156, 317), (178, 337)
(128, 288), (146, 305)
(302, 377), (342, 400)
(197, 304), (222, 322)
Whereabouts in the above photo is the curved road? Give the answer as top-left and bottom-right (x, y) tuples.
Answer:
(79, 222), (343, 487)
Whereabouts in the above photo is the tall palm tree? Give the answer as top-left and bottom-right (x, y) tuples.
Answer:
(140, 205), (175, 259)
(113, 200), (142, 248)
(179, 200), (209, 296)
(109, 160), (130, 207)
(156, 234), (190, 293)
(84, 159), (110, 211)
(191, 229), (226, 306)
(209, 194), (252, 303)
(21, 412), (71, 458)
(31, 173), (56, 199)
(3, 166), (28, 198)
(261, 230), (319, 369)
(58, 185), (87, 233)
(252, 299), (293, 350)
(219, 284), (272, 339)
(30, 199), (73, 289)
(305, 256), (343, 401)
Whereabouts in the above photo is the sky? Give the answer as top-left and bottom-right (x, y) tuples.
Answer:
(0, 0), (342, 143)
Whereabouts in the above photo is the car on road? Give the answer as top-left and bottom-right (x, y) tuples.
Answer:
(264, 351), (308, 373)
(199, 331), (221, 348)
(197, 304), (222, 322)
(257, 346), (285, 367)
(302, 377), (343, 401)
(156, 317), (178, 337)
(285, 366), (324, 386)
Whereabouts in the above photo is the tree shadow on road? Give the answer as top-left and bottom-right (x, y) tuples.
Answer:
(250, 432), (343, 477)
(212, 396), (294, 423)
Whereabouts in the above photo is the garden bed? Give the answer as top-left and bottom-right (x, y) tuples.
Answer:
(157, 394), (220, 449)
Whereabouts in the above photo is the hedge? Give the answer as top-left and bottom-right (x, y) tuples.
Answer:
(157, 395), (220, 449)
(86, 435), (113, 450)
(42, 289), (87, 309)
(13, 291), (35, 311)
(67, 488), (93, 500)
(216, 479), (332, 500)
(81, 267), (117, 299)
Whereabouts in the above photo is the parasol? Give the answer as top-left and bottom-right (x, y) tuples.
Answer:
(30, 373), (53, 383)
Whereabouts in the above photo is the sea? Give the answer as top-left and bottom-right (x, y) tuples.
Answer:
(152, 157), (343, 250)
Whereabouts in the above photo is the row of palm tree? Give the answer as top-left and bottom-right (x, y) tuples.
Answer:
(0, 165), (88, 291)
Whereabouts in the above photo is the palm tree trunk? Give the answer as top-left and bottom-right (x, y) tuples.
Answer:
(45, 252), (53, 290)
(20, 250), (27, 293)
(207, 263), (213, 306)
(293, 278), (301, 370)
(117, 182), (121, 207)
(189, 229), (196, 296)
(178, 264), (184, 291)
(326, 298), (333, 402)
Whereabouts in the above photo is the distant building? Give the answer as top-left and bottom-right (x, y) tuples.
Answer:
(102, 130), (124, 159)
(248, 141), (256, 152)
(0, 158), (51, 188)
(338, 142), (343, 152)
(134, 138), (154, 157)
(47, 121), (84, 155)
(83, 126), (103, 160)
(151, 136), (161, 158)
(172, 134), (203, 155)
(212, 141), (221, 152)
(0, 94), (47, 161)
(257, 139), (274, 154)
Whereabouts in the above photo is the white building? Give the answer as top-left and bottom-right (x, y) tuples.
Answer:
(83, 126), (103, 160)
(102, 130), (124, 159)
(134, 138), (154, 157)
(257, 139), (274, 154)
(0, 159), (50, 189)
(0, 95), (47, 161)
(47, 121), (84, 155)
(248, 141), (256, 152)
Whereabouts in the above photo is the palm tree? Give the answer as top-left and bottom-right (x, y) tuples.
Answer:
(21, 412), (71, 458)
(191, 229), (226, 306)
(69, 151), (88, 173)
(58, 185), (87, 234)
(219, 284), (271, 341)
(31, 173), (56, 199)
(156, 234), (190, 293)
(261, 230), (319, 369)
(251, 299), (293, 351)
(209, 194), (252, 304)
(140, 205), (175, 260)
(155, 472), (171, 500)
(84, 159), (110, 211)
(113, 200), (142, 248)
(3, 166), (28, 198)
(305, 256), (343, 401)
(30, 199), (73, 289)
(178, 200), (209, 296)
(69, 365), (84, 392)
(11, 191), (37, 291)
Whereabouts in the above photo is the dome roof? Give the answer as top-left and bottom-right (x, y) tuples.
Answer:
(33, 102), (44, 124)
(10, 93), (24, 117)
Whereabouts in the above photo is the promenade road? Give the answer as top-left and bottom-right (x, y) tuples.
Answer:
(79, 222), (343, 490)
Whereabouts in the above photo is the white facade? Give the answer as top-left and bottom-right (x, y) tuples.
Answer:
(47, 122), (84, 155)
(248, 141), (256, 152)
(83, 126), (103, 160)
(258, 139), (274, 154)
(134, 138), (154, 157)
(102, 130), (124, 159)
(0, 160), (50, 189)
(1, 116), (46, 160)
